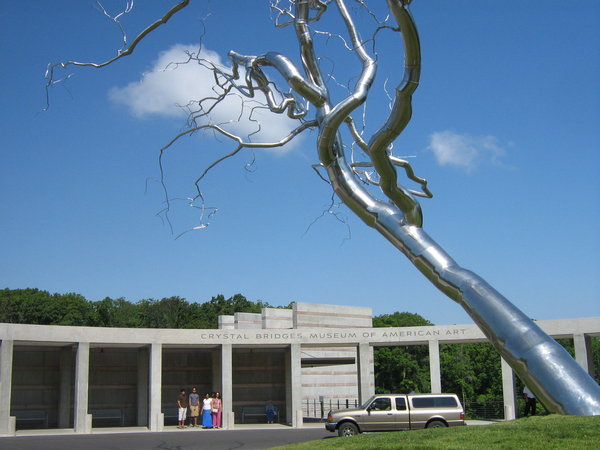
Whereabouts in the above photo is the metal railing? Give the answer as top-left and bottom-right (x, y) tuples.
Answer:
(465, 400), (504, 420)
(304, 398), (359, 419)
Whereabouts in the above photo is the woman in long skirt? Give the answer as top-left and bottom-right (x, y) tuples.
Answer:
(211, 392), (222, 428)
(202, 393), (213, 428)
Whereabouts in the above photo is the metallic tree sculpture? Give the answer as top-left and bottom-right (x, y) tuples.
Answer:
(47, 0), (600, 415)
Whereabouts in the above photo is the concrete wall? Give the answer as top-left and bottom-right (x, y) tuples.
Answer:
(234, 313), (262, 329)
(218, 316), (235, 330)
(10, 346), (74, 430)
(232, 348), (286, 423)
(262, 308), (293, 329)
(293, 302), (372, 328)
(88, 347), (138, 427)
(161, 348), (213, 425)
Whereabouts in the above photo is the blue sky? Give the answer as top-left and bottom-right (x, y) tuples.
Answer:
(1, 1), (599, 326)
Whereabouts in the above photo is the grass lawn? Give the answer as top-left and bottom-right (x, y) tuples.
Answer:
(274, 415), (600, 449)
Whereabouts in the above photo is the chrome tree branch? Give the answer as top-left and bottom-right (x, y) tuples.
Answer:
(228, 50), (326, 114)
(365, 0), (422, 226)
(44, 0), (190, 110)
(351, 157), (432, 198)
(193, 121), (318, 181)
(62, 0), (189, 68)
(94, 0), (134, 55)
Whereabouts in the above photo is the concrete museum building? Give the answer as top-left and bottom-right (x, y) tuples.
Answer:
(0, 301), (598, 436)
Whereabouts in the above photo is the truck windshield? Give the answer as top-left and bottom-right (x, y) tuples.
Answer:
(360, 396), (376, 409)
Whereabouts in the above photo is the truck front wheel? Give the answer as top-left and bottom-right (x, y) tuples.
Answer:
(338, 422), (359, 436)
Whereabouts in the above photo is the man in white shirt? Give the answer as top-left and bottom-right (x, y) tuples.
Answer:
(523, 386), (537, 416)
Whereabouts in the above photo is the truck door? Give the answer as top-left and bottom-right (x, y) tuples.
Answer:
(394, 396), (411, 430)
(360, 397), (396, 431)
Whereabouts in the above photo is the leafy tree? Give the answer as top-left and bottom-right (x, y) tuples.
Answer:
(0, 288), (270, 330)
(91, 296), (143, 328)
(373, 312), (433, 394)
(373, 312), (432, 328)
(137, 296), (201, 329)
(440, 343), (501, 405)
(0, 288), (94, 326)
(193, 294), (269, 329)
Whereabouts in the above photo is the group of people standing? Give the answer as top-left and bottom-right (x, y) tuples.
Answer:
(177, 388), (222, 429)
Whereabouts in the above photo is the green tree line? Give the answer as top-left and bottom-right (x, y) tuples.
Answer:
(0, 288), (270, 329)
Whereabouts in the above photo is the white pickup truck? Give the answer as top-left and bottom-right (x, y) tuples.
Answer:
(325, 393), (465, 436)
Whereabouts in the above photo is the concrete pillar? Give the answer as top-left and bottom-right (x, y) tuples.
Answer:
(501, 357), (517, 420)
(0, 340), (15, 436)
(221, 344), (233, 429)
(573, 334), (594, 377)
(285, 344), (303, 428)
(74, 342), (90, 433)
(428, 340), (442, 394)
(149, 343), (162, 431)
(58, 346), (73, 428)
(137, 347), (149, 427)
(357, 343), (374, 404)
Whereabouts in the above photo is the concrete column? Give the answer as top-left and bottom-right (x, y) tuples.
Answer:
(74, 342), (90, 434)
(221, 344), (233, 429)
(58, 346), (73, 428)
(149, 343), (162, 431)
(284, 344), (302, 427)
(0, 340), (15, 436)
(428, 340), (442, 394)
(573, 334), (594, 377)
(501, 357), (516, 420)
(357, 343), (374, 404)
(137, 347), (149, 427)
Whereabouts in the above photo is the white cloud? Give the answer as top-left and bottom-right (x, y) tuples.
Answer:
(427, 130), (508, 171)
(109, 44), (302, 147)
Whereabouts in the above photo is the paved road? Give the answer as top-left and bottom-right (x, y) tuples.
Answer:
(0, 428), (334, 450)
